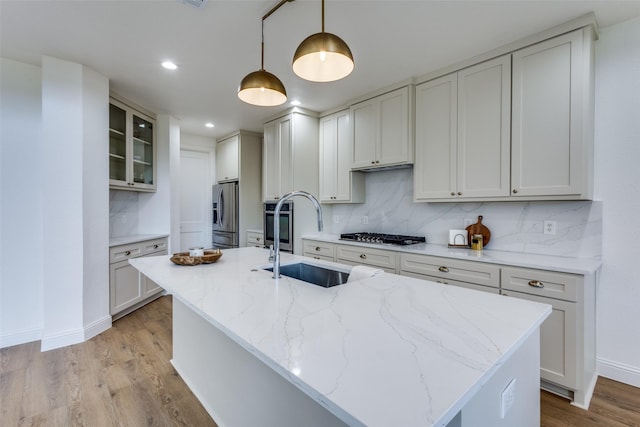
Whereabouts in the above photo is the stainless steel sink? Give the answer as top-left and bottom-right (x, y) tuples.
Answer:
(263, 262), (350, 288)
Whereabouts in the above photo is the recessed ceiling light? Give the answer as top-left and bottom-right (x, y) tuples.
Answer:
(205, 123), (215, 128)
(162, 61), (178, 70)
(290, 100), (301, 106)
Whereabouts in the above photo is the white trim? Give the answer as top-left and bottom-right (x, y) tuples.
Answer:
(0, 327), (42, 349)
(83, 315), (112, 341)
(597, 357), (640, 388)
(40, 316), (112, 351)
(41, 327), (85, 351)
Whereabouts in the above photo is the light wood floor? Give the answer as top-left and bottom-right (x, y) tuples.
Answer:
(2, 296), (639, 426)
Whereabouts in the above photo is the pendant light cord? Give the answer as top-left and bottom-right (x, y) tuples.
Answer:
(321, 0), (325, 32)
(261, 20), (265, 71)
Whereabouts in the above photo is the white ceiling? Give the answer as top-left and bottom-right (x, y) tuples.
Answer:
(2, 0), (640, 138)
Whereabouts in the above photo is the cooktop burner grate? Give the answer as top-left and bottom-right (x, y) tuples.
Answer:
(340, 232), (426, 246)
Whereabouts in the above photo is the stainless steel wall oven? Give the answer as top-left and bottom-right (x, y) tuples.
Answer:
(264, 201), (293, 253)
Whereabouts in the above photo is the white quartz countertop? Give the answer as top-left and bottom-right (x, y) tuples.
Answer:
(303, 233), (602, 275)
(109, 234), (169, 247)
(130, 247), (550, 427)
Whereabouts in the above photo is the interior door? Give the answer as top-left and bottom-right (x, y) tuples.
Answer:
(179, 149), (212, 251)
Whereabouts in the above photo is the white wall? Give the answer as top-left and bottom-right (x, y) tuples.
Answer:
(0, 59), (44, 347)
(139, 114), (181, 252)
(1, 56), (111, 350)
(41, 56), (110, 350)
(593, 16), (640, 387)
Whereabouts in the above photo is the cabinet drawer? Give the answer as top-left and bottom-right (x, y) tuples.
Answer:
(142, 238), (167, 255)
(303, 240), (336, 259)
(109, 243), (143, 263)
(401, 271), (500, 294)
(247, 231), (264, 247)
(110, 238), (167, 263)
(399, 253), (500, 288)
(336, 245), (396, 271)
(501, 266), (580, 302)
(304, 253), (335, 263)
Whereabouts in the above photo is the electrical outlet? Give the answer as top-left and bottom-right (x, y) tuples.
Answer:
(121, 214), (127, 224)
(333, 215), (340, 224)
(544, 220), (556, 235)
(500, 378), (516, 419)
(362, 216), (369, 225)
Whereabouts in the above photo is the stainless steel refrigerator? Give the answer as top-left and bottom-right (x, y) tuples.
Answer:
(212, 182), (239, 249)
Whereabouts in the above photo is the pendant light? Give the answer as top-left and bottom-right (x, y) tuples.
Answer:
(292, 0), (354, 82)
(238, 17), (287, 106)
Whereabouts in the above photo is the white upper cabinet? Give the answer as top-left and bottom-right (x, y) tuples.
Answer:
(350, 86), (413, 170)
(414, 55), (511, 201)
(109, 97), (157, 192)
(215, 134), (239, 182)
(263, 116), (293, 200)
(319, 110), (364, 203)
(263, 110), (318, 201)
(511, 27), (594, 199)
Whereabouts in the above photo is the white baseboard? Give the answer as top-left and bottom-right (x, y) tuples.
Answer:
(40, 316), (112, 351)
(41, 327), (85, 351)
(84, 315), (112, 341)
(0, 327), (42, 349)
(597, 357), (640, 388)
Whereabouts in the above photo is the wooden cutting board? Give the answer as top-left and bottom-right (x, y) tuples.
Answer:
(466, 215), (491, 247)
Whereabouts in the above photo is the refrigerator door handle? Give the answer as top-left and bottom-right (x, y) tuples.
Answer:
(218, 187), (224, 228)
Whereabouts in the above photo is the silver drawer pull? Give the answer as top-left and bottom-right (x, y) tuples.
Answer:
(315, 246), (321, 251)
(257, 237), (261, 241)
(438, 266), (449, 273)
(153, 244), (159, 249)
(360, 253), (367, 259)
(125, 250), (131, 256)
(528, 280), (544, 288)
(437, 280), (448, 285)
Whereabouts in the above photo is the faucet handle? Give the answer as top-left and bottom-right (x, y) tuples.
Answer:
(268, 245), (275, 262)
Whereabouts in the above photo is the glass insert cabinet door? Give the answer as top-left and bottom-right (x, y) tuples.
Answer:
(132, 114), (154, 185)
(109, 103), (127, 182)
(109, 98), (156, 192)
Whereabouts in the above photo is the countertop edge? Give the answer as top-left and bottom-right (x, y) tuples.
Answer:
(109, 234), (169, 247)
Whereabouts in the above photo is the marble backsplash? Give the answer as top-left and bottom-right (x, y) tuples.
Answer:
(109, 190), (139, 237)
(330, 169), (602, 258)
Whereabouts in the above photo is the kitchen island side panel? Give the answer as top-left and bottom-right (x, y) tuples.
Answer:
(171, 297), (350, 427)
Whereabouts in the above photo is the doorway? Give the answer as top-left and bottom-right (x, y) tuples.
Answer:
(179, 148), (212, 251)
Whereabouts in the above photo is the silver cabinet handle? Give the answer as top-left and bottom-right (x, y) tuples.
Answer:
(513, 189), (518, 194)
(438, 266), (449, 273)
(153, 244), (158, 249)
(125, 250), (131, 256)
(315, 246), (321, 251)
(360, 253), (367, 259)
(528, 280), (544, 288)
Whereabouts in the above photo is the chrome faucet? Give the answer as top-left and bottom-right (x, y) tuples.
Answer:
(272, 190), (323, 279)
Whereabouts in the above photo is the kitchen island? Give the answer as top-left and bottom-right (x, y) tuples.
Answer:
(130, 247), (551, 427)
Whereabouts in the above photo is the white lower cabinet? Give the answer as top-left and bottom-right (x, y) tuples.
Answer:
(399, 253), (500, 293)
(301, 238), (595, 406)
(336, 244), (397, 273)
(109, 237), (168, 319)
(246, 230), (265, 248)
(501, 266), (595, 407)
(303, 239), (336, 262)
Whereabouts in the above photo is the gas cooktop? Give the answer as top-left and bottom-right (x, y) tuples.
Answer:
(340, 232), (426, 246)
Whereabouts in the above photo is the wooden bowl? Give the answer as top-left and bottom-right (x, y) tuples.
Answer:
(170, 249), (222, 266)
